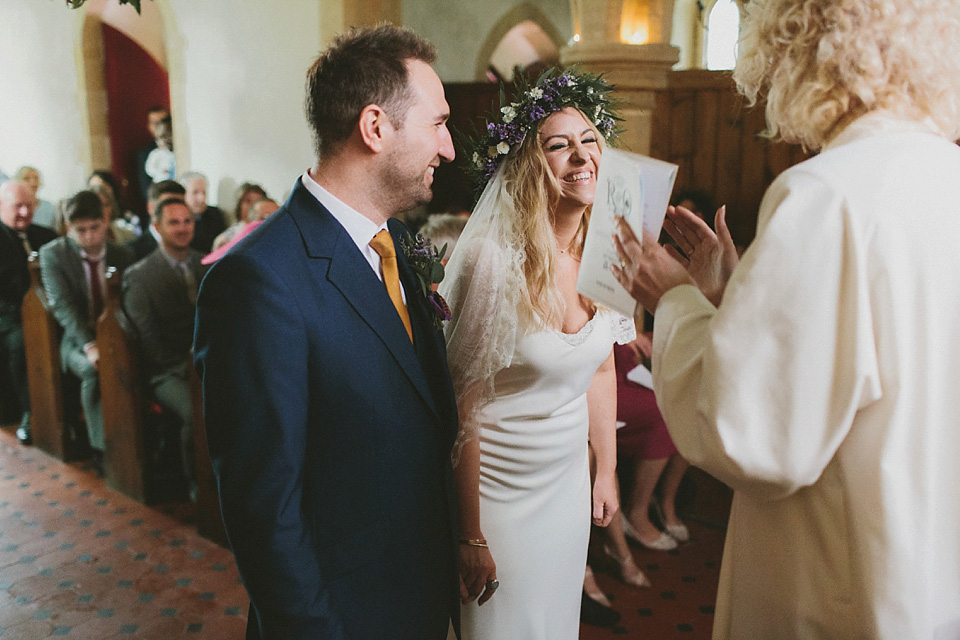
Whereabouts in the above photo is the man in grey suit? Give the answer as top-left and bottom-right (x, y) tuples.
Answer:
(40, 191), (134, 472)
(130, 180), (185, 262)
(123, 197), (207, 498)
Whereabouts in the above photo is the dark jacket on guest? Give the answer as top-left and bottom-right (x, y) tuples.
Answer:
(191, 206), (227, 255)
(0, 222), (57, 330)
(122, 246), (208, 377)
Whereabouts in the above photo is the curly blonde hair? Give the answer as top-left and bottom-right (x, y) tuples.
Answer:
(734, 0), (960, 150)
(502, 108), (604, 329)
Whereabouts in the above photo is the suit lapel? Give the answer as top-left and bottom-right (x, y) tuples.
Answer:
(285, 182), (440, 421)
(390, 220), (458, 430)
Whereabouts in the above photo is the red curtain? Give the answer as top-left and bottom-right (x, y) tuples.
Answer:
(101, 22), (170, 215)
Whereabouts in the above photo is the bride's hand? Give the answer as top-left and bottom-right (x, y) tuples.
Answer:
(592, 472), (619, 527)
(459, 543), (499, 606)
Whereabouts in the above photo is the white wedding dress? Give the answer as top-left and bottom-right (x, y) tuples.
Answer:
(460, 310), (633, 640)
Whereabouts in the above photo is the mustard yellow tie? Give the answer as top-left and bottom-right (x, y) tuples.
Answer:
(369, 230), (413, 342)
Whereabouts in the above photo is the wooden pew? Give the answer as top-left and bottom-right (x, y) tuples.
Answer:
(21, 253), (73, 459)
(98, 267), (151, 501)
(97, 267), (227, 546)
(190, 365), (227, 546)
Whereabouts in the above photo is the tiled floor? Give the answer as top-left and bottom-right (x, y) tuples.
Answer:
(581, 519), (724, 639)
(0, 425), (728, 639)
(0, 427), (246, 639)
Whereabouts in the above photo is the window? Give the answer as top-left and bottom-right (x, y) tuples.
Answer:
(705, 0), (740, 70)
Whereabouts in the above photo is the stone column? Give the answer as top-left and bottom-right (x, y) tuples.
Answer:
(561, 0), (678, 155)
(322, 0), (403, 45)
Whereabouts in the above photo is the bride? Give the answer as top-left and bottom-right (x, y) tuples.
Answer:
(440, 70), (634, 639)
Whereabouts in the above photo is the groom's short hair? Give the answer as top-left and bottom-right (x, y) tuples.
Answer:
(305, 23), (436, 160)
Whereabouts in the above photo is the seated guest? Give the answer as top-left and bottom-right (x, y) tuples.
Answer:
(90, 183), (138, 244)
(180, 171), (226, 254)
(122, 197), (208, 499)
(88, 169), (144, 233)
(15, 166), (56, 230)
(0, 180), (57, 444)
(131, 180), (186, 262)
(417, 213), (467, 266)
(231, 182), (267, 226)
(613, 335), (690, 550)
(203, 198), (278, 264)
(39, 191), (135, 473)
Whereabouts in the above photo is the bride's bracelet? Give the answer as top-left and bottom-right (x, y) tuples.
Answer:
(459, 538), (488, 548)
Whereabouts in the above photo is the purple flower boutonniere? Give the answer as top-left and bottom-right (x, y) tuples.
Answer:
(400, 231), (451, 331)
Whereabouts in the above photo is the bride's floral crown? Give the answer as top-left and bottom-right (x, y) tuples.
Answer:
(466, 69), (621, 187)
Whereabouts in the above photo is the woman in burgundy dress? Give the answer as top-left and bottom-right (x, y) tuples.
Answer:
(602, 333), (690, 584)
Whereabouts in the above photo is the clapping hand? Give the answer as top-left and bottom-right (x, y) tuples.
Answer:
(662, 205), (738, 306)
(612, 217), (693, 311)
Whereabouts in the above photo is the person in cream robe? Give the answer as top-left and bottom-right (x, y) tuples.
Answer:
(611, 0), (960, 638)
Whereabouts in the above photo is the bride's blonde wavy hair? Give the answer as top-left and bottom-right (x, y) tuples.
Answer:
(734, 0), (960, 151)
(501, 108), (605, 330)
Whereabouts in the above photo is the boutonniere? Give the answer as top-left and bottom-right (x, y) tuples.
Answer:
(400, 231), (452, 331)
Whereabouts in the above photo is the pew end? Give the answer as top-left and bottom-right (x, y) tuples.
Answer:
(22, 252), (86, 460)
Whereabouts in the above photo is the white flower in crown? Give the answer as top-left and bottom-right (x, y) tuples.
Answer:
(496, 141), (510, 155)
(587, 87), (595, 94)
(595, 105), (602, 118)
(529, 87), (544, 99)
(472, 151), (481, 166)
(487, 146), (499, 158)
(501, 105), (517, 123)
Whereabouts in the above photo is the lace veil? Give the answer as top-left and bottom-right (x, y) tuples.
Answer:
(439, 164), (527, 463)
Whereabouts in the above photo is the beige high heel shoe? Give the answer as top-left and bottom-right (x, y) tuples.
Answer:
(603, 544), (651, 587)
(621, 512), (678, 551)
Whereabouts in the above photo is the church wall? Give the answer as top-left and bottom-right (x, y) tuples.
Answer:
(165, 0), (321, 212)
(0, 0), (322, 211)
(405, 0), (572, 81)
(0, 2), (92, 203)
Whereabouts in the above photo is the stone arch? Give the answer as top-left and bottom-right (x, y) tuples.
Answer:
(474, 3), (566, 81)
(77, 0), (188, 187)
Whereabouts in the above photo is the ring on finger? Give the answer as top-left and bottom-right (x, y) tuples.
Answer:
(487, 579), (500, 590)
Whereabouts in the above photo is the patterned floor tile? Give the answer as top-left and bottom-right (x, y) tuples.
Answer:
(0, 428), (247, 640)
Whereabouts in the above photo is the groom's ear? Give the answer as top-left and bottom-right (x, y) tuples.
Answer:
(357, 104), (393, 154)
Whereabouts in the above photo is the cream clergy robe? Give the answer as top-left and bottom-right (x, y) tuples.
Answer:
(652, 112), (960, 639)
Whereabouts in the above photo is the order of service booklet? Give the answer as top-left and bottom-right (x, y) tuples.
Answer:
(577, 148), (679, 317)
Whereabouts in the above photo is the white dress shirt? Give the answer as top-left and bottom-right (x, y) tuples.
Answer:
(300, 170), (406, 302)
(78, 245), (106, 351)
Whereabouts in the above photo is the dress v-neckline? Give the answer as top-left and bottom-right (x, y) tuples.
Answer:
(552, 312), (601, 347)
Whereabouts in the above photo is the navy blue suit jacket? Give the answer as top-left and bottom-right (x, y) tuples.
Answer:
(194, 180), (460, 640)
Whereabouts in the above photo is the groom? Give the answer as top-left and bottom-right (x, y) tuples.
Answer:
(194, 25), (460, 640)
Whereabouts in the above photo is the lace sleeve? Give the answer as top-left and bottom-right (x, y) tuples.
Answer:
(440, 237), (523, 464)
(439, 167), (528, 465)
(605, 309), (637, 345)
